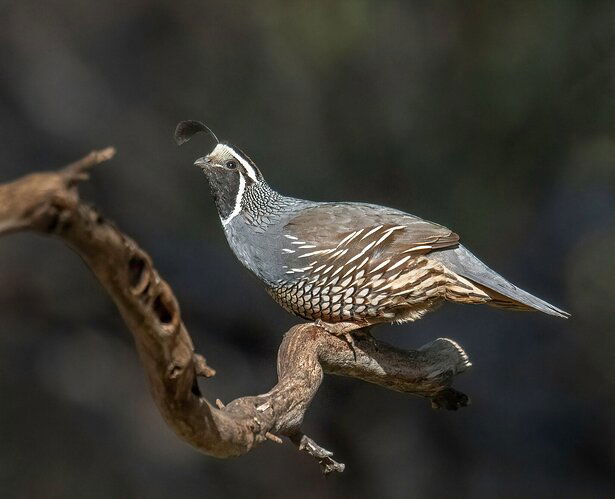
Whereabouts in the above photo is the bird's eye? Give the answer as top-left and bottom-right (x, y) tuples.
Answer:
(226, 160), (237, 169)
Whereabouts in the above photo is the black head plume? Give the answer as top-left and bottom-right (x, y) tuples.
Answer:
(174, 120), (219, 146)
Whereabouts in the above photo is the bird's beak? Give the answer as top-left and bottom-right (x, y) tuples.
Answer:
(194, 157), (209, 169)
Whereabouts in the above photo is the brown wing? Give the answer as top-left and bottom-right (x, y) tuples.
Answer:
(270, 203), (483, 323)
(283, 202), (459, 256)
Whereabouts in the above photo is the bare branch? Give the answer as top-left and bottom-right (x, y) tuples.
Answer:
(0, 150), (471, 473)
(290, 432), (346, 475)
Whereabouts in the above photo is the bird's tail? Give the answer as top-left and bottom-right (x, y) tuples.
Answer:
(430, 245), (570, 319)
(475, 282), (570, 318)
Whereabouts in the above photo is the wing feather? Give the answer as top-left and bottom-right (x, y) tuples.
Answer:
(283, 202), (459, 256)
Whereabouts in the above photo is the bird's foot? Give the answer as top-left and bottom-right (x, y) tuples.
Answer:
(314, 320), (368, 360)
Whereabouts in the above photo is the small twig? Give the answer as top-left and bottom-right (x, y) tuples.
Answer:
(290, 432), (345, 475)
(193, 353), (216, 378)
(62, 147), (116, 181)
(265, 432), (283, 444)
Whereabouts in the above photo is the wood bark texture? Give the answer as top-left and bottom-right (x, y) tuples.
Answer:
(0, 150), (472, 474)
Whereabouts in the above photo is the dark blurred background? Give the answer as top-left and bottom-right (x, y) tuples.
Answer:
(1, 1), (614, 497)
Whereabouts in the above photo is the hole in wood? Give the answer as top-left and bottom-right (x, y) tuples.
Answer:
(138, 282), (150, 302)
(153, 293), (174, 325)
(46, 214), (60, 233)
(191, 378), (202, 397)
(128, 256), (146, 290)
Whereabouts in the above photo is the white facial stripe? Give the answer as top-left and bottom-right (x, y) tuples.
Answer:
(210, 144), (259, 182)
(211, 144), (227, 155)
(221, 171), (245, 226)
(225, 145), (259, 182)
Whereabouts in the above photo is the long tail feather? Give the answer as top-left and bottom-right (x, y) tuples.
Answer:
(430, 245), (570, 318)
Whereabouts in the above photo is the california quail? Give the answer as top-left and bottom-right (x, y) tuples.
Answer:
(176, 121), (569, 337)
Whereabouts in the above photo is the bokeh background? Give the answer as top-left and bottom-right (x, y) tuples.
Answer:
(1, 1), (614, 497)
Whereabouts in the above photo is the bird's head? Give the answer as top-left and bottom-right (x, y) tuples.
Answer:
(175, 120), (264, 224)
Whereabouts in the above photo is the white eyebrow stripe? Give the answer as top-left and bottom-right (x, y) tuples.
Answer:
(224, 145), (259, 182)
(220, 171), (245, 226)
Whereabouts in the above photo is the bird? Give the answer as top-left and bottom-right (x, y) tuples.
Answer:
(175, 120), (569, 340)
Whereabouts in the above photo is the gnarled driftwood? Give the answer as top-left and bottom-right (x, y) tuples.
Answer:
(0, 149), (471, 474)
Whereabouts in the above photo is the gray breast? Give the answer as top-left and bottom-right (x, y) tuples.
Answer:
(222, 200), (318, 286)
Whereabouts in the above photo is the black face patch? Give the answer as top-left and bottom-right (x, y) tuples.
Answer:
(203, 167), (242, 220)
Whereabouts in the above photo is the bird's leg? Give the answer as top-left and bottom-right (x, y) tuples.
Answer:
(314, 319), (370, 360)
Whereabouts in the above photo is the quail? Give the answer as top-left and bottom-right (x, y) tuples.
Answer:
(175, 121), (569, 339)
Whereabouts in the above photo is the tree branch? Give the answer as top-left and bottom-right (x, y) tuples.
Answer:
(0, 150), (471, 474)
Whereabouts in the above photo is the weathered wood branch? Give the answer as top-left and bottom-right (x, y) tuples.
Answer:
(0, 150), (471, 474)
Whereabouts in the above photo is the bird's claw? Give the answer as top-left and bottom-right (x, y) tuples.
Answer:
(314, 319), (359, 360)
